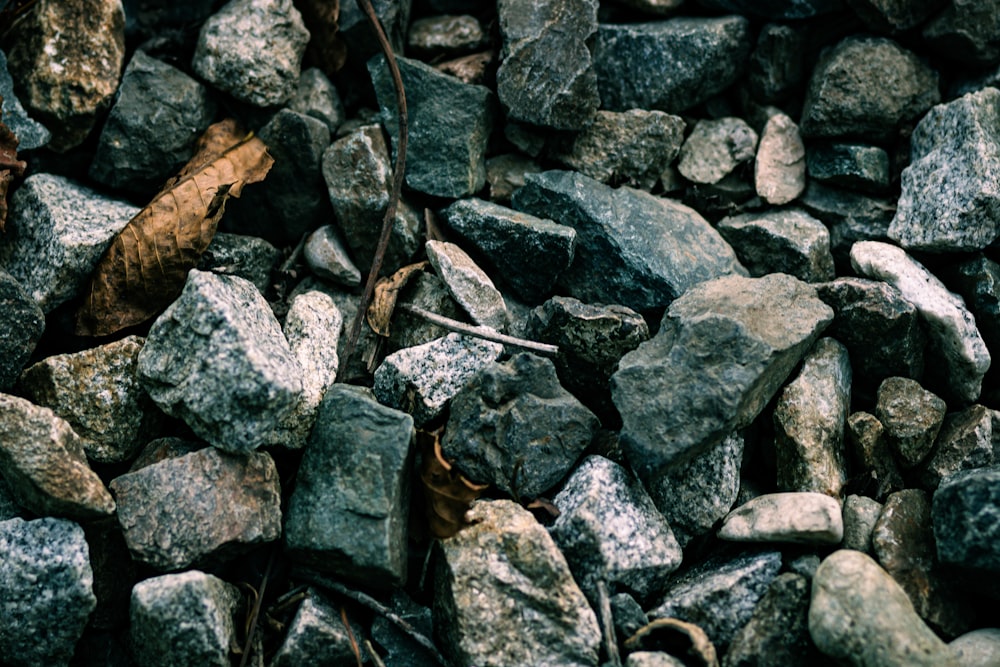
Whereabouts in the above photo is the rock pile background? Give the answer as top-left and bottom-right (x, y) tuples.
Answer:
(1, 0), (1000, 665)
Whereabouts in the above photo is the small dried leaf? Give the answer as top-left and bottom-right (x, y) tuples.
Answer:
(436, 50), (495, 85)
(624, 618), (719, 667)
(0, 99), (26, 232)
(525, 497), (561, 519)
(366, 261), (429, 337)
(295, 0), (347, 75)
(75, 119), (274, 336)
(419, 429), (487, 539)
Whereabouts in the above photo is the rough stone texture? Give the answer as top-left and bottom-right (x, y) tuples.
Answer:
(370, 54), (495, 198)
(647, 431), (744, 548)
(18, 336), (164, 464)
(0, 270), (43, 392)
(271, 589), (357, 667)
(111, 447), (281, 571)
(612, 273), (833, 481)
(512, 170), (745, 312)
(407, 14), (484, 58)
(889, 88), (1000, 252)
(847, 411), (905, 500)
(303, 225), (361, 287)
(799, 36), (940, 142)
(0, 173), (139, 313)
(89, 50), (216, 194)
(496, 0), (599, 130)
(627, 652), (687, 667)
(195, 232), (282, 296)
(809, 550), (960, 667)
(677, 117), (757, 185)
(920, 404), (995, 489)
(549, 109), (686, 190)
(374, 333), (503, 426)
(941, 254), (1000, 370)
(842, 494), (882, 553)
(289, 67), (345, 134)
(370, 591), (437, 667)
(424, 240), (507, 330)
(806, 143), (890, 194)
(129, 571), (241, 667)
(755, 112), (806, 204)
(932, 465), (1000, 573)
(649, 550), (782, 654)
(748, 23), (806, 104)
(0, 49), (50, 150)
(774, 337), (851, 497)
(385, 272), (468, 351)
(550, 456), (682, 601)
(799, 182), (895, 265)
(0, 517), (95, 667)
(875, 377), (946, 469)
(434, 500), (601, 667)
(192, 0), (309, 107)
(697, 0), (843, 19)
(851, 241), (991, 404)
(717, 209), (835, 282)
(0, 393), (115, 520)
(0, 476), (21, 521)
(284, 385), (414, 588)
(5, 0), (125, 151)
(592, 16), (752, 113)
(443, 353), (599, 498)
(924, 0), (1000, 65)
(950, 628), (1000, 667)
(846, 0), (946, 31)
(137, 270), (303, 453)
(719, 492), (844, 544)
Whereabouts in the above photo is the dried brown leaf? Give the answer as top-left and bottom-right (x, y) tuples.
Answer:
(365, 261), (429, 337)
(74, 119), (274, 336)
(418, 429), (487, 539)
(295, 0), (347, 75)
(436, 50), (495, 85)
(0, 99), (26, 233)
(624, 618), (719, 667)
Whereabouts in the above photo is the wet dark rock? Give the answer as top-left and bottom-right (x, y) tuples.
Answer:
(932, 465), (1000, 573)
(806, 143), (890, 194)
(924, 0), (1000, 65)
(754, 112), (806, 205)
(717, 208), (835, 282)
(748, 23), (806, 104)
(847, 411), (905, 499)
(846, 0), (946, 32)
(677, 117), (757, 185)
(388, 272), (469, 351)
(875, 377), (946, 469)
(920, 404), (995, 490)
(939, 254), (1000, 365)
(798, 181), (895, 266)
(370, 591), (437, 667)
(196, 232), (282, 296)
(0, 270), (43, 392)
(336, 0), (411, 107)
(697, 0), (844, 19)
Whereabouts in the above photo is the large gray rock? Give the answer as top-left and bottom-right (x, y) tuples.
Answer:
(950, 628), (1000, 667)
(284, 385), (414, 588)
(496, 0), (599, 130)
(0, 49), (50, 150)
(0, 517), (95, 667)
(137, 270), (303, 452)
(0, 270), (43, 392)
(677, 117), (757, 185)
(747, 23), (806, 104)
(920, 404), (995, 489)
(612, 273), (833, 481)
(434, 500), (601, 667)
(512, 170), (745, 312)
(889, 88), (1000, 252)
(717, 208), (835, 283)
(933, 465), (1000, 573)
(719, 492), (844, 545)
(876, 377), (946, 469)
(592, 16), (751, 113)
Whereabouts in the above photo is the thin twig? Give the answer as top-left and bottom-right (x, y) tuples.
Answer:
(365, 639), (389, 667)
(398, 304), (560, 356)
(339, 0), (408, 380)
(341, 606), (364, 667)
(238, 547), (276, 667)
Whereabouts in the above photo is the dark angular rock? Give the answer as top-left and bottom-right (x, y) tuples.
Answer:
(512, 170), (745, 312)
(717, 208), (835, 282)
(612, 273), (833, 481)
(370, 591), (437, 667)
(798, 181), (894, 267)
(846, 0), (946, 31)
(0, 270), (43, 392)
(408, 14), (485, 59)
(754, 112), (806, 205)
(195, 232), (282, 296)
(696, 0), (844, 19)
(678, 117), (757, 185)
(933, 465), (1000, 573)
(940, 254), (1000, 364)
(806, 143), (891, 194)
(592, 16), (752, 113)
(387, 272), (468, 351)
(369, 54), (496, 198)
(847, 411), (905, 500)
(0, 49), (49, 150)
(270, 588), (359, 667)
(924, 0), (1000, 65)
(748, 23), (806, 104)
(920, 404), (995, 490)
(289, 67), (345, 134)
(876, 377), (946, 469)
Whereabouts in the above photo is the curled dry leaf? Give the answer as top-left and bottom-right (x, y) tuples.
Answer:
(418, 428), (487, 539)
(436, 50), (495, 86)
(624, 618), (719, 667)
(365, 260), (429, 337)
(75, 119), (274, 337)
(0, 99), (27, 232)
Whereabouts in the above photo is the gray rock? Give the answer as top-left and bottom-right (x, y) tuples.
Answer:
(842, 494), (882, 553)
(647, 431), (744, 548)
(755, 112), (806, 204)
(0, 173), (139, 313)
(719, 492), (844, 545)
(717, 208), (835, 282)
(284, 385), (414, 588)
(806, 143), (890, 194)
(0, 270), (43, 391)
(876, 377), (946, 469)
(424, 240), (507, 330)
(0, 49), (49, 150)
(933, 465), (1000, 573)
(851, 241), (990, 404)
(800, 36), (939, 142)
(192, 0), (309, 107)
(485, 153), (543, 204)
(924, 0), (1000, 65)
(270, 588), (358, 667)
(846, 0), (946, 31)
(847, 411), (905, 499)
(0, 517), (95, 667)
(434, 499), (601, 667)
(129, 571), (241, 667)
(370, 591), (437, 667)
(549, 109), (686, 190)
(592, 17), (752, 113)
(809, 550), (960, 666)
(137, 270), (303, 452)
(442, 353), (599, 498)
(612, 273), (833, 481)
(799, 182), (894, 266)
(921, 404), (995, 489)
(407, 14), (484, 58)
(889, 88), (1000, 252)
(374, 333), (503, 427)
(627, 652), (687, 667)
(289, 67), (345, 134)
(387, 271), (469, 351)
(550, 456), (682, 601)
(196, 232), (281, 296)
(677, 117), (757, 185)
(696, 0), (844, 19)
(369, 54), (496, 198)
(495, 0), (599, 130)
(950, 628), (1000, 667)
(303, 225), (361, 287)
(322, 124), (421, 272)
(611, 592), (648, 646)
(18, 336), (164, 464)
(774, 337), (851, 497)
(748, 23), (806, 104)
(512, 170), (745, 312)
(111, 447), (281, 570)
(89, 50), (216, 194)
(649, 550), (782, 653)
(940, 254), (1000, 365)
(0, 476), (21, 521)
(0, 393), (115, 520)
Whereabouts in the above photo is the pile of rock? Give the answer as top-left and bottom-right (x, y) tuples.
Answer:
(1, 0), (1000, 665)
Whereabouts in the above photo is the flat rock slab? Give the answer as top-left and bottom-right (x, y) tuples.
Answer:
(719, 492), (844, 544)
(717, 208), (835, 283)
(425, 240), (507, 330)
(932, 465), (1000, 574)
(111, 447), (282, 571)
(512, 170), (745, 312)
(612, 273), (833, 481)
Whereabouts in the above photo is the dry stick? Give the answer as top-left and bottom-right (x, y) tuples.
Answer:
(338, 0), (409, 380)
(341, 606), (364, 667)
(398, 303), (560, 356)
(365, 639), (389, 667)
